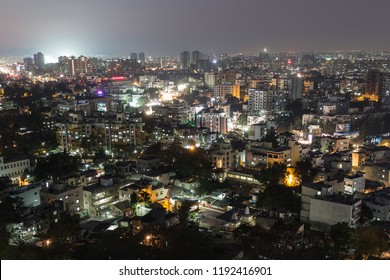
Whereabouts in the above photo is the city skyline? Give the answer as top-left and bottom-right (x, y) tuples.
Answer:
(1, 0), (390, 58)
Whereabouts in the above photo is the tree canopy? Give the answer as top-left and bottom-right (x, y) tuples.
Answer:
(34, 153), (81, 180)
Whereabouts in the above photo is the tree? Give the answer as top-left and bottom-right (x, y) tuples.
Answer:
(34, 153), (81, 180)
(137, 189), (152, 208)
(176, 200), (191, 225)
(0, 197), (21, 258)
(225, 94), (240, 105)
(295, 159), (317, 183)
(328, 222), (356, 258)
(355, 226), (387, 259)
(359, 204), (374, 225)
(47, 212), (81, 245)
(137, 95), (149, 108)
(256, 163), (287, 188)
(255, 184), (300, 212)
(237, 114), (247, 126)
(94, 149), (109, 165)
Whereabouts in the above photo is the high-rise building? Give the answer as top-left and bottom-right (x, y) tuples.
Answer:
(258, 49), (270, 62)
(248, 89), (275, 112)
(214, 84), (240, 100)
(65, 56), (93, 75)
(130, 53), (138, 61)
(290, 76), (303, 99)
(180, 51), (190, 70)
(381, 73), (390, 106)
(191, 50), (202, 66)
(23, 57), (34, 66)
(196, 108), (228, 134)
(215, 69), (236, 85)
(138, 52), (145, 66)
(204, 72), (216, 89)
(365, 69), (382, 101)
(33, 52), (45, 68)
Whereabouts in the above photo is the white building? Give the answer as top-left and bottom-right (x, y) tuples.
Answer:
(210, 142), (237, 170)
(0, 156), (30, 184)
(10, 184), (41, 208)
(204, 72), (216, 89)
(197, 108), (228, 134)
(309, 196), (362, 230)
(344, 172), (366, 194)
(300, 182), (334, 223)
(248, 123), (267, 141)
(214, 84), (240, 100)
(41, 184), (85, 216)
(365, 188), (390, 221)
(248, 89), (275, 112)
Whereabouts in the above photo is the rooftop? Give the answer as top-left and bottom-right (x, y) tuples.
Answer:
(313, 194), (361, 206)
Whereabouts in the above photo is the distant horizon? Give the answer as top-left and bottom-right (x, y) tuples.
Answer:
(2, 0), (390, 61)
(2, 48), (390, 63)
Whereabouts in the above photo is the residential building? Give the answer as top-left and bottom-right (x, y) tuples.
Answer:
(214, 84), (240, 100)
(204, 72), (216, 89)
(197, 107), (228, 134)
(8, 201), (63, 245)
(288, 140), (310, 166)
(248, 123), (267, 141)
(344, 172), (366, 194)
(180, 51), (190, 70)
(83, 176), (121, 218)
(41, 183), (85, 217)
(309, 195), (361, 231)
(360, 163), (390, 186)
(65, 55), (93, 75)
(210, 142), (237, 170)
(10, 184), (41, 208)
(248, 89), (275, 112)
(300, 182), (333, 223)
(365, 188), (390, 221)
(0, 156), (30, 185)
(33, 52), (45, 68)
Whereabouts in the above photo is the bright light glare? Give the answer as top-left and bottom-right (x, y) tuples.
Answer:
(45, 55), (57, 64)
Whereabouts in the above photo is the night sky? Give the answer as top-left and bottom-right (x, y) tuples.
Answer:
(0, 0), (389, 58)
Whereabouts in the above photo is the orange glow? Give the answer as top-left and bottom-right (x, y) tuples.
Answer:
(285, 167), (300, 187)
(355, 93), (379, 102)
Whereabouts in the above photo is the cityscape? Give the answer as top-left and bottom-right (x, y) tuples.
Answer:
(1, 1), (390, 261)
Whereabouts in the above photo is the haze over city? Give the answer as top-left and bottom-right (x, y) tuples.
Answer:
(1, 0), (390, 58)
(1, 0), (390, 265)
